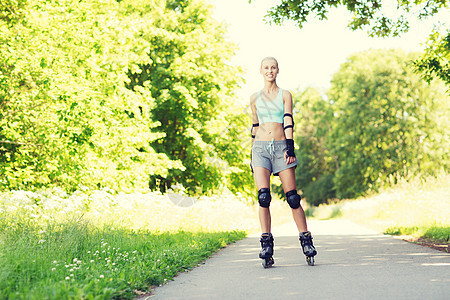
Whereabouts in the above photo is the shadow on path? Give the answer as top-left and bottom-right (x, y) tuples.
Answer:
(144, 220), (450, 300)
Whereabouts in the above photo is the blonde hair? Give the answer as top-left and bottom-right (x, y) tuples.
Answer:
(260, 57), (279, 69)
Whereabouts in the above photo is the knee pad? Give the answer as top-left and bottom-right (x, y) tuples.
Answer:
(258, 188), (271, 208)
(286, 190), (301, 209)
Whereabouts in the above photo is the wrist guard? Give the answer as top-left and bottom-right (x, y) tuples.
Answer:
(286, 139), (295, 158)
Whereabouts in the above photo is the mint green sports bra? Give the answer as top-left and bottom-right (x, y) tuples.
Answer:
(255, 89), (284, 124)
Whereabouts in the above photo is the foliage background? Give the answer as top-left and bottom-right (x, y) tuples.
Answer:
(1, 0), (448, 204)
(289, 49), (449, 205)
(0, 0), (253, 195)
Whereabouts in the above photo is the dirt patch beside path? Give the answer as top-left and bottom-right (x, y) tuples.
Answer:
(404, 237), (449, 253)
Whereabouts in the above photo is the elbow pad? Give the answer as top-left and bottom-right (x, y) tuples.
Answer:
(283, 113), (294, 131)
(251, 123), (259, 138)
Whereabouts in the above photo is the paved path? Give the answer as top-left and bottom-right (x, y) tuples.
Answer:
(144, 220), (450, 300)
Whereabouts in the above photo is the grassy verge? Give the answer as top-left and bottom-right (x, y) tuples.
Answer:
(308, 174), (450, 248)
(0, 189), (252, 299)
(384, 226), (449, 243)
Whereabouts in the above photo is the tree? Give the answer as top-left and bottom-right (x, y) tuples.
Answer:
(255, 0), (448, 37)
(328, 49), (449, 199)
(251, 0), (450, 85)
(0, 0), (182, 191)
(126, 0), (252, 195)
(1, 0), (253, 195)
(291, 88), (336, 206)
(413, 29), (450, 86)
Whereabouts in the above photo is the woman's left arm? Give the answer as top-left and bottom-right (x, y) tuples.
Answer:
(283, 90), (294, 140)
(283, 90), (296, 163)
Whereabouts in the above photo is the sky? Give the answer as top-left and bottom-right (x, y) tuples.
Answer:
(208, 0), (449, 102)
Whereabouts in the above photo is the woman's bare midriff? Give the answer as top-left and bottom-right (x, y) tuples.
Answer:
(255, 122), (286, 141)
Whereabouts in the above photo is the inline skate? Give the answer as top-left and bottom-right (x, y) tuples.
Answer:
(299, 231), (317, 266)
(259, 233), (274, 268)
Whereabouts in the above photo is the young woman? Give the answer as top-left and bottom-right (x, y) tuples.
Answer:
(250, 57), (317, 268)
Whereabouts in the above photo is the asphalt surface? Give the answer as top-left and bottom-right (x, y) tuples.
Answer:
(142, 220), (450, 300)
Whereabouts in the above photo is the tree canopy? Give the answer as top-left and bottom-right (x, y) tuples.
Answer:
(252, 0), (450, 86)
(0, 0), (253, 194)
(256, 0), (448, 37)
(291, 49), (449, 204)
(328, 49), (448, 198)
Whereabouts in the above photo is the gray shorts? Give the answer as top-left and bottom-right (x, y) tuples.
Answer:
(251, 139), (298, 176)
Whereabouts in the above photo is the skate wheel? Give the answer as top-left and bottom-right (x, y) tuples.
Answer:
(262, 257), (274, 268)
(306, 256), (315, 266)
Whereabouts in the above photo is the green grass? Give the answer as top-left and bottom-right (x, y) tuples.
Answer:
(0, 219), (245, 299)
(385, 226), (450, 243)
(308, 173), (450, 244)
(0, 189), (252, 299)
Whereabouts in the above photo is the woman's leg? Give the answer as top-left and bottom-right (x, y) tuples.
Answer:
(278, 167), (308, 233)
(254, 167), (272, 233)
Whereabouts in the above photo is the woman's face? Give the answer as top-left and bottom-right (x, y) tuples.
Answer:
(260, 59), (279, 81)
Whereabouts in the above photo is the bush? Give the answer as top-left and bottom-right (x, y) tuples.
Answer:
(304, 174), (336, 206)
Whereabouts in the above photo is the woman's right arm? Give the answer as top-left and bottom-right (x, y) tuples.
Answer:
(250, 93), (259, 145)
